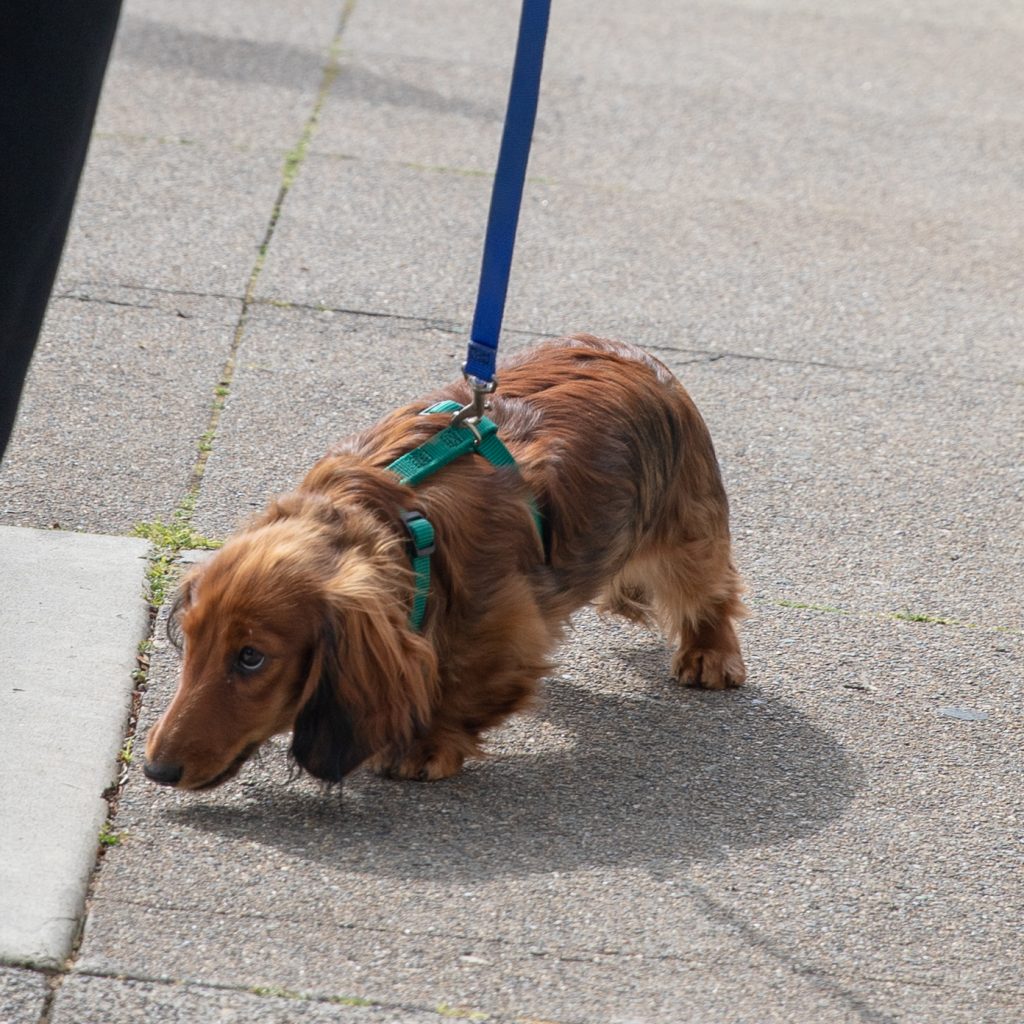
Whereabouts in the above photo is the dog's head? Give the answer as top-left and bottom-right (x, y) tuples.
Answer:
(144, 497), (437, 790)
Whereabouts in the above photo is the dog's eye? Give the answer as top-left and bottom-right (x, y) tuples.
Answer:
(234, 646), (266, 674)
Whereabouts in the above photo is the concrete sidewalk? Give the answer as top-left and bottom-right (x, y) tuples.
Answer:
(1, 0), (1021, 1021)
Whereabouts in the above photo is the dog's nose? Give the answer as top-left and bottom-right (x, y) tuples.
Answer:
(143, 759), (183, 786)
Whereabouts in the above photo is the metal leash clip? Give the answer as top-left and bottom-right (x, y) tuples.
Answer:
(450, 372), (497, 442)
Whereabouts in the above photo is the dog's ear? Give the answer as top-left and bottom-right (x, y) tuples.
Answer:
(166, 570), (198, 651)
(290, 621), (372, 782)
(290, 557), (438, 782)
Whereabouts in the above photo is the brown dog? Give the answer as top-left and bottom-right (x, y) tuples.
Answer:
(144, 336), (745, 790)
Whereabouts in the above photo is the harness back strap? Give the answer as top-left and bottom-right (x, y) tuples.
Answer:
(387, 401), (545, 630)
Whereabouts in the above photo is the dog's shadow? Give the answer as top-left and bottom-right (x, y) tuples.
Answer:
(164, 641), (856, 882)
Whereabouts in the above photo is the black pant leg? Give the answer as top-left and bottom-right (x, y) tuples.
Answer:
(0, 0), (123, 460)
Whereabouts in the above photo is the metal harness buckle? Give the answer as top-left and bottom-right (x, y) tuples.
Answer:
(398, 510), (436, 558)
(450, 373), (498, 442)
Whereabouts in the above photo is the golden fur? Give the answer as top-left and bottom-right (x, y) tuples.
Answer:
(144, 336), (745, 789)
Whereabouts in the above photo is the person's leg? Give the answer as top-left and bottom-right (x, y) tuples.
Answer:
(0, 0), (123, 459)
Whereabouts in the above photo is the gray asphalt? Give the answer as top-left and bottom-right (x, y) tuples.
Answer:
(1, 0), (1021, 1021)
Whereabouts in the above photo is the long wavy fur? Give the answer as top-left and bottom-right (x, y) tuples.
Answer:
(144, 336), (746, 791)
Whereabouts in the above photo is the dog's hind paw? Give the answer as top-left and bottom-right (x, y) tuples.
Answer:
(673, 647), (746, 690)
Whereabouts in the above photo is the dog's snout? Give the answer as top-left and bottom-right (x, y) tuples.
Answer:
(143, 758), (183, 786)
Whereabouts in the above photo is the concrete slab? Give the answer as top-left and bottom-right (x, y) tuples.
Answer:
(57, 134), (284, 299)
(76, 600), (1022, 1022)
(0, 290), (239, 534)
(263, 0), (1024, 385)
(0, 966), (49, 1024)
(121, 0), (345, 48)
(96, 0), (344, 150)
(51, 973), (472, 1024)
(255, 155), (1022, 383)
(253, 157), (482, 326)
(189, 304), (481, 537)
(343, 0), (1024, 71)
(326, 11), (1024, 208)
(342, 0), (520, 70)
(191, 308), (1019, 627)
(651, 348), (1023, 632)
(0, 527), (150, 967)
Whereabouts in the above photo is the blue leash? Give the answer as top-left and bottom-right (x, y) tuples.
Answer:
(459, 0), (551, 417)
(392, 1), (551, 631)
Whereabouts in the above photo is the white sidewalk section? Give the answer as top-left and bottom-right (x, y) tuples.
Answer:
(0, 527), (149, 967)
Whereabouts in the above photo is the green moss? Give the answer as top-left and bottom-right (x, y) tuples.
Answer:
(132, 518), (220, 552)
(132, 515), (221, 608)
(98, 821), (125, 848)
(326, 995), (376, 1008)
(248, 987), (375, 1009)
(891, 610), (955, 625)
(776, 599), (845, 614)
(249, 986), (301, 1000)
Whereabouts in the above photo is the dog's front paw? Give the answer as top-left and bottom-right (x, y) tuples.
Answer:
(373, 744), (465, 782)
(673, 647), (746, 690)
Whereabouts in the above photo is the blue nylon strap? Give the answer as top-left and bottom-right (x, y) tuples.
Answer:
(464, 0), (551, 384)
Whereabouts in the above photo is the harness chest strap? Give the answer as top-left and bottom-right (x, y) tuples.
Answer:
(386, 401), (545, 630)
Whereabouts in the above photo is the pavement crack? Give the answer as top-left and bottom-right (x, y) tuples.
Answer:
(83, 894), (742, 971)
(55, 283), (1021, 391)
(54, 289), (163, 313)
(640, 340), (1024, 389)
(173, 0), (356, 508)
(677, 880), (900, 1024)
(249, 296), (555, 342)
(68, 965), (529, 1024)
(34, 969), (66, 1024)
(757, 595), (1021, 635)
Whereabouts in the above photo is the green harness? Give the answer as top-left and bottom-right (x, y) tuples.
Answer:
(386, 400), (544, 631)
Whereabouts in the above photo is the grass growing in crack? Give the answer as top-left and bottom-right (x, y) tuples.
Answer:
(132, 517), (220, 553)
(250, 987), (302, 1000)
(326, 995), (376, 1008)
(131, 638), (153, 685)
(891, 610), (955, 625)
(118, 736), (134, 766)
(133, 516), (221, 608)
(197, 428), (215, 454)
(248, 987), (375, 1008)
(281, 141), (307, 192)
(766, 597), (1009, 633)
(98, 821), (125, 848)
(776, 599), (845, 614)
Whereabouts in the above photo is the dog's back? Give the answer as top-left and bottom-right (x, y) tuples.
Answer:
(348, 334), (746, 689)
(147, 336), (745, 791)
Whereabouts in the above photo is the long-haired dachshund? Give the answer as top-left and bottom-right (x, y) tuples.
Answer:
(144, 336), (746, 790)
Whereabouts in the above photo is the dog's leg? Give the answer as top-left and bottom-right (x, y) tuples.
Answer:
(595, 570), (654, 626)
(371, 722), (480, 782)
(639, 540), (747, 690)
(670, 603), (746, 690)
(374, 586), (556, 781)
(372, 668), (541, 782)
